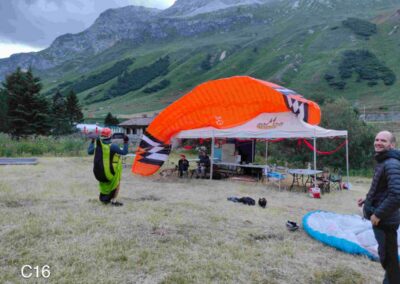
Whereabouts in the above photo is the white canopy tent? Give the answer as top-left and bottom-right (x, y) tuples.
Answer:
(174, 112), (349, 185)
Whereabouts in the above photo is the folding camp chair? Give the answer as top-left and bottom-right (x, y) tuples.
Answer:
(265, 166), (287, 190)
(316, 168), (330, 194)
(330, 169), (343, 191)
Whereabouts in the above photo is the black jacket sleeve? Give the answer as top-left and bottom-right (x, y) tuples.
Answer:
(374, 158), (400, 220)
(87, 141), (95, 155)
(110, 143), (128, 155)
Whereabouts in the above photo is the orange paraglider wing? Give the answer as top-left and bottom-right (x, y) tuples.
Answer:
(132, 76), (320, 176)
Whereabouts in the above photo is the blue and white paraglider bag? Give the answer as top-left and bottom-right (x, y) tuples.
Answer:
(303, 210), (400, 261)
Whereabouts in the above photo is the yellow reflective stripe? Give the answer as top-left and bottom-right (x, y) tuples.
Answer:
(100, 141), (114, 181)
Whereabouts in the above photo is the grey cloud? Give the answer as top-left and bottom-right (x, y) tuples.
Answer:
(0, 0), (173, 48)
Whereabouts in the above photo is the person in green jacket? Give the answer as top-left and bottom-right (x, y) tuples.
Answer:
(88, 127), (129, 206)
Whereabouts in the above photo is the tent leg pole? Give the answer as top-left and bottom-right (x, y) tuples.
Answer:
(313, 137), (317, 187)
(252, 139), (255, 163)
(346, 135), (349, 187)
(265, 140), (268, 164)
(210, 135), (215, 180)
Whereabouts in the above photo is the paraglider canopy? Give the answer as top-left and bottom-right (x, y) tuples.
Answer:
(132, 76), (322, 176)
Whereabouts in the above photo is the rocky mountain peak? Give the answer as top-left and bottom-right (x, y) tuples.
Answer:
(163, 0), (271, 17)
(0, 0), (397, 82)
(94, 5), (161, 25)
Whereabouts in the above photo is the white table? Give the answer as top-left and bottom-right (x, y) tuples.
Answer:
(214, 162), (268, 180)
(187, 158), (219, 162)
(214, 162), (268, 169)
(287, 169), (322, 191)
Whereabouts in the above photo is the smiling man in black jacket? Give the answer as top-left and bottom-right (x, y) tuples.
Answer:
(358, 130), (400, 284)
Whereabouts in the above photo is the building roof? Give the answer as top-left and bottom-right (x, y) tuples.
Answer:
(119, 115), (156, 127)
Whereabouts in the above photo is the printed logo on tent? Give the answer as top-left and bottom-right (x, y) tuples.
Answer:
(215, 116), (224, 126)
(257, 117), (284, 129)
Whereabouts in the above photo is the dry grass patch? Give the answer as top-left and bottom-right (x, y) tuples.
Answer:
(0, 157), (383, 283)
(313, 265), (365, 284)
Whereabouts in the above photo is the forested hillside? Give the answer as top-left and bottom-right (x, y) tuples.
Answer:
(0, 0), (399, 118)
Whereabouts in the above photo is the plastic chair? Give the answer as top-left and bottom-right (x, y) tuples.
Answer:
(266, 171), (286, 190)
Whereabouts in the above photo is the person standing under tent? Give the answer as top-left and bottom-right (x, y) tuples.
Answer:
(196, 151), (210, 179)
(88, 127), (129, 206)
(234, 150), (241, 164)
(358, 130), (400, 284)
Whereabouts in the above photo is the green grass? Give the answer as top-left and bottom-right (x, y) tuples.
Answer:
(0, 157), (385, 283)
(313, 266), (365, 284)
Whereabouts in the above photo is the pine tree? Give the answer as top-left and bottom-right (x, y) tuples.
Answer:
(104, 112), (120, 126)
(4, 68), (51, 137)
(33, 94), (52, 136)
(66, 90), (83, 127)
(51, 91), (71, 135)
(0, 88), (8, 132)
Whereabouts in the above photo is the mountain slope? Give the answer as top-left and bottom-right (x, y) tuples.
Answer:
(1, 0), (400, 118)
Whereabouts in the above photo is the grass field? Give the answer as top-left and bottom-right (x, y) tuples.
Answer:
(0, 157), (384, 283)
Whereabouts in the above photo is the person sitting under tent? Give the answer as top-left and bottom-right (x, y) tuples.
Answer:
(88, 127), (129, 206)
(316, 168), (331, 193)
(196, 151), (210, 179)
(178, 154), (189, 177)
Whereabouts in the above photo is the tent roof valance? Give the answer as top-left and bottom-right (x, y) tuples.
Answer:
(174, 112), (347, 139)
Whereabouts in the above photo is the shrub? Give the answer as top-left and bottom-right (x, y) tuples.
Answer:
(323, 73), (335, 81)
(106, 56), (170, 99)
(328, 81), (346, 89)
(319, 98), (377, 170)
(326, 49), (396, 89)
(0, 133), (87, 157)
(201, 54), (212, 71)
(143, 79), (171, 94)
(259, 98), (377, 174)
(342, 17), (377, 38)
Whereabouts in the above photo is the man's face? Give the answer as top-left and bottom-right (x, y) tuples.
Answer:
(374, 132), (394, 152)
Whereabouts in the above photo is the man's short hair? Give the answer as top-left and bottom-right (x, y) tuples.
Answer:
(380, 130), (396, 144)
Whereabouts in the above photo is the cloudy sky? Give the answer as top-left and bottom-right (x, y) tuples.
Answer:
(0, 0), (176, 59)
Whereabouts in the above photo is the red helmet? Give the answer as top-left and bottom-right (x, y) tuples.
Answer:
(101, 127), (112, 138)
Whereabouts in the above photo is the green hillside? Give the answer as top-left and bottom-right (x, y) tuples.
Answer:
(36, 1), (400, 119)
